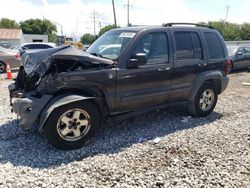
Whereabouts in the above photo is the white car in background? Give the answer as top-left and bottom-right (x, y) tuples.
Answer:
(13, 42), (56, 51)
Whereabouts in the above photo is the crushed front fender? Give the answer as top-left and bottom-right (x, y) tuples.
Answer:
(12, 94), (53, 130)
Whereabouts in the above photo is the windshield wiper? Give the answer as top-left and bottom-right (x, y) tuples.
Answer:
(90, 52), (103, 58)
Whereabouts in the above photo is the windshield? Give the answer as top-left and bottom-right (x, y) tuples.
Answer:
(227, 46), (237, 56)
(87, 30), (136, 60)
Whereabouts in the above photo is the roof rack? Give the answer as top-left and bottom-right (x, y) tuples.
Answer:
(163, 23), (214, 29)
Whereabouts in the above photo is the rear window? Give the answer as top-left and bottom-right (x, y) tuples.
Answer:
(204, 32), (224, 59)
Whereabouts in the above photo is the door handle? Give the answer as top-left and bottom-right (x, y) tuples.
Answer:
(157, 67), (171, 72)
(198, 63), (207, 67)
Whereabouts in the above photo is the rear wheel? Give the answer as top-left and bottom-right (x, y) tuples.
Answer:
(0, 61), (6, 74)
(43, 100), (101, 150)
(187, 82), (218, 117)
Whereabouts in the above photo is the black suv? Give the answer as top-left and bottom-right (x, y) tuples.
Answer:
(9, 23), (230, 150)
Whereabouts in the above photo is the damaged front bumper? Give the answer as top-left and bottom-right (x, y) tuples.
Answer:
(9, 84), (52, 130)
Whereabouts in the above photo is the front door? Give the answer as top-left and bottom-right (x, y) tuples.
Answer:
(116, 32), (173, 112)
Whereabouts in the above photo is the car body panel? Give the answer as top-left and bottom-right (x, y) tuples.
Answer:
(38, 95), (94, 131)
(9, 25), (229, 131)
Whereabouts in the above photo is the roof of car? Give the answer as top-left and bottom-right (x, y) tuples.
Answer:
(113, 25), (216, 32)
(22, 42), (56, 47)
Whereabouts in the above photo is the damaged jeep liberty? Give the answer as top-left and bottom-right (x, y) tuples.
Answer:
(9, 23), (230, 150)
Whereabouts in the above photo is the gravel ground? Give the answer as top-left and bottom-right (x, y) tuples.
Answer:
(0, 72), (250, 188)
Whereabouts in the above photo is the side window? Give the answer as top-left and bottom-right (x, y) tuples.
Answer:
(22, 44), (32, 50)
(39, 44), (53, 49)
(174, 32), (202, 61)
(204, 32), (224, 59)
(133, 32), (169, 64)
(191, 33), (203, 59)
(238, 47), (245, 54)
(244, 47), (250, 53)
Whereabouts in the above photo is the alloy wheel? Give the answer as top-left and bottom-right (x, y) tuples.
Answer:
(56, 108), (91, 142)
(199, 89), (215, 111)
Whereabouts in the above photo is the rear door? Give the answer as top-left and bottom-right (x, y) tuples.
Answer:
(116, 31), (173, 112)
(169, 29), (205, 101)
(243, 47), (250, 68)
(234, 47), (247, 69)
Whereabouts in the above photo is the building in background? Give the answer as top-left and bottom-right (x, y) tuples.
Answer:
(23, 34), (48, 43)
(0, 29), (24, 48)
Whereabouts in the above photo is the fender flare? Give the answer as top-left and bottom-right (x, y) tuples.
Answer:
(188, 70), (224, 101)
(38, 94), (94, 131)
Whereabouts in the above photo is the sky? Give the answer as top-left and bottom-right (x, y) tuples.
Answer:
(0, 0), (250, 39)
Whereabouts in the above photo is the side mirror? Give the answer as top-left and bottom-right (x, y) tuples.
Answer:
(237, 51), (243, 56)
(128, 53), (147, 68)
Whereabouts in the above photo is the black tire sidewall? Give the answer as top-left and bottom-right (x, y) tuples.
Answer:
(43, 100), (100, 150)
(0, 61), (6, 74)
(194, 82), (218, 117)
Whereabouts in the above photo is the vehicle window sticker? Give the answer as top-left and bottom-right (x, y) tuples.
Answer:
(119, 32), (136, 38)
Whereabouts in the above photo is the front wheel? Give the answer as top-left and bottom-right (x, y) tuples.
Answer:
(43, 100), (101, 150)
(187, 82), (218, 117)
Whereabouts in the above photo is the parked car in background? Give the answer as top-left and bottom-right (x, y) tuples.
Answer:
(0, 47), (20, 73)
(0, 43), (57, 72)
(12, 42), (56, 56)
(12, 42), (56, 51)
(227, 46), (250, 71)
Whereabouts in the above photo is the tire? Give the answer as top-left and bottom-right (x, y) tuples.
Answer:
(0, 61), (6, 74)
(43, 100), (101, 150)
(187, 82), (218, 117)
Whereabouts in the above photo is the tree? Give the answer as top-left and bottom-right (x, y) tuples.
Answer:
(239, 23), (250, 40)
(80, 33), (96, 44)
(0, 18), (19, 29)
(98, 24), (118, 37)
(207, 21), (243, 41)
(224, 23), (241, 41)
(165, 21), (250, 41)
(20, 19), (57, 42)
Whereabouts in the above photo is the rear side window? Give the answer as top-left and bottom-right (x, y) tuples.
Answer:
(204, 32), (224, 59)
(174, 32), (202, 60)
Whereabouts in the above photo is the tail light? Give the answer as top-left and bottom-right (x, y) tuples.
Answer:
(225, 60), (232, 75)
(15, 53), (20, 59)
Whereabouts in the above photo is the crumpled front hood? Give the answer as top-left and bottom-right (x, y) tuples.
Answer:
(21, 45), (114, 77)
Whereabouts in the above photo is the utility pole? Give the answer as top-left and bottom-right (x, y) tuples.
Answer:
(112, 0), (117, 27)
(99, 22), (102, 31)
(124, 0), (132, 26)
(225, 6), (230, 22)
(54, 21), (63, 36)
(91, 10), (97, 36)
(75, 17), (79, 42)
